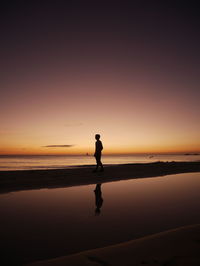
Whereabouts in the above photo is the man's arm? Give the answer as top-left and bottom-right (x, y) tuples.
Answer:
(94, 142), (97, 156)
(100, 141), (103, 151)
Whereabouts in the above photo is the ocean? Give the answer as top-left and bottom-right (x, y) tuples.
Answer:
(0, 154), (199, 171)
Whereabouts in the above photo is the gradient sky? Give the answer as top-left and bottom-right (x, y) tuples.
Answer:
(0, 1), (200, 155)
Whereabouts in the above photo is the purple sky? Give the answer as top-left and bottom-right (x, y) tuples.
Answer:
(0, 1), (200, 154)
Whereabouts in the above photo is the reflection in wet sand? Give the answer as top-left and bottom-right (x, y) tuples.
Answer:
(94, 184), (103, 215)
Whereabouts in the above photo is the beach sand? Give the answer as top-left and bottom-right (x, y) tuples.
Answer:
(0, 161), (200, 194)
(28, 224), (200, 266)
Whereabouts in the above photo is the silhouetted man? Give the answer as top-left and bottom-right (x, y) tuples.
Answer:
(93, 134), (104, 172)
(94, 183), (103, 215)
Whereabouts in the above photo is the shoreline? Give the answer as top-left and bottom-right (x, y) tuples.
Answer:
(0, 161), (200, 194)
(28, 223), (200, 266)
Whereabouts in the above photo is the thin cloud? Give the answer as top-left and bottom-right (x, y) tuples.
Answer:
(64, 122), (83, 127)
(42, 145), (75, 148)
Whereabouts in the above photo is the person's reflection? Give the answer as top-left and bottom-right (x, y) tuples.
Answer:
(94, 183), (103, 215)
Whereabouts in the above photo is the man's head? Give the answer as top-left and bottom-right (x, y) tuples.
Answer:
(95, 134), (100, 140)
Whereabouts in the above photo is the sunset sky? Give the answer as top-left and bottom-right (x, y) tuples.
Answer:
(1, 1), (200, 155)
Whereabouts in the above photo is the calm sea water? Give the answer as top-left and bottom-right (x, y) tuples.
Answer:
(0, 154), (200, 171)
(0, 172), (199, 264)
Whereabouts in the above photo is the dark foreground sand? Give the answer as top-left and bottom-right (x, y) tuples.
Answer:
(0, 161), (200, 194)
(28, 224), (200, 266)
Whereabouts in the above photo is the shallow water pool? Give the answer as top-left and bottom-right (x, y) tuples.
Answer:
(0, 172), (200, 264)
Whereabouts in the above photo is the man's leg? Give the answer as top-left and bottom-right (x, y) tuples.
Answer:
(93, 154), (104, 172)
(93, 156), (99, 172)
(98, 155), (104, 171)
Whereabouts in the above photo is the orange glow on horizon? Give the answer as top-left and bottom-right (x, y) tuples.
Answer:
(1, 143), (200, 156)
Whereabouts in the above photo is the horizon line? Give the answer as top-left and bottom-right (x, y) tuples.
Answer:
(0, 152), (199, 156)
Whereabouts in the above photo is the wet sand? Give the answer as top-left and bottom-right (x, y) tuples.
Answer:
(28, 224), (200, 266)
(0, 161), (200, 194)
